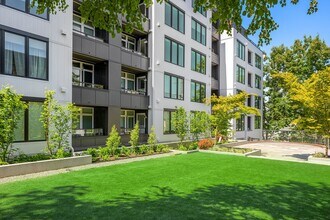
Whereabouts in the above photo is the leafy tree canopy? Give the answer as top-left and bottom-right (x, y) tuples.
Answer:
(32, 0), (318, 45)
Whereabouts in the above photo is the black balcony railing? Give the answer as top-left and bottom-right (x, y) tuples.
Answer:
(73, 128), (104, 137)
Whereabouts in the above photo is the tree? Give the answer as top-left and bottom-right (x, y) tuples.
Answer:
(264, 36), (330, 131)
(190, 111), (211, 141)
(32, 0), (318, 45)
(129, 122), (140, 147)
(106, 125), (121, 155)
(0, 86), (27, 162)
(172, 107), (189, 144)
(147, 126), (157, 147)
(274, 68), (330, 156)
(208, 92), (259, 141)
(40, 90), (79, 155)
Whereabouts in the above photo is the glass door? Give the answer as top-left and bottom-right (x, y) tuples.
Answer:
(137, 76), (146, 95)
(136, 113), (146, 134)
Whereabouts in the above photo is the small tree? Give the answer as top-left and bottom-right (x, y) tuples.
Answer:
(190, 111), (211, 141)
(106, 125), (121, 155)
(40, 90), (79, 155)
(172, 107), (189, 144)
(208, 92), (260, 142)
(147, 126), (157, 147)
(0, 86), (26, 162)
(129, 122), (140, 147)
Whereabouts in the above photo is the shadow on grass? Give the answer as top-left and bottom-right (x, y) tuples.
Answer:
(0, 181), (329, 219)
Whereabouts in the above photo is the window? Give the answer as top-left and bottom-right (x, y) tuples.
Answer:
(121, 34), (136, 51)
(2, 31), (48, 80)
(121, 72), (135, 92)
(255, 116), (261, 129)
(255, 96), (261, 109)
(236, 65), (245, 84)
(164, 37), (184, 67)
(247, 95), (252, 107)
(191, 18), (206, 45)
(165, 2), (185, 33)
(192, 0), (206, 16)
(3, 0), (48, 19)
(163, 110), (175, 134)
(236, 115), (245, 131)
(121, 110), (135, 133)
(191, 50), (206, 74)
(73, 61), (98, 88)
(247, 116), (252, 131)
(77, 107), (94, 129)
(191, 81), (206, 103)
(237, 40), (245, 61)
(255, 75), (262, 89)
(164, 73), (184, 100)
(73, 14), (95, 37)
(255, 54), (262, 69)
(248, 50), (253, 65)
(14, 101), (45, 142)
(248, 73), (252, 87)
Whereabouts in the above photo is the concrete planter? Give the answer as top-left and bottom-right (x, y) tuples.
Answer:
(308, 156), (330, 166)
(0, 155), (92, 178)
(200, 149), (261, 157)
(245, 149), (262, 156)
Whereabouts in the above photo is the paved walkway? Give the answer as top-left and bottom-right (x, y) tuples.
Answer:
(235, 142), (325, 161)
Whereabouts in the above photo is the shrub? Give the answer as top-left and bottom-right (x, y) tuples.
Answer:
(147, 126), (157, 148)
(159, 145), (170, 153)
(55, 148), (70, 159)
(85, 148), (99, 158)
(189, 142), (198, 150)
(178, 144), (188, 151)
(198, 139), (214, 150)
(106, 125), (121, 156)
(313, 152), (326, 158)
(0, 161), (9, 166)
(99, 147), (110, 161)
(129, 122), (140, 147)
(120, 146), (131, 157)
(140, 145), (149, 154)
(11, 153), (52, 163)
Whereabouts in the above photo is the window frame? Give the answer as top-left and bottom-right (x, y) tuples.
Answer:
(248, 50), (253, 65)
(236, 115), (245, 131)
(255, 96), (261, 109)
(164, 36), (185, 67)
(121, 72), (136, 92)
(72, 60), (95, 88)
(192, 0), (207, 17)
(164, 1), (185, 34)
(255, 75), (262, 89)
(163, 109), (176, 134)
(237, 40), (245, 61)
(120, 110), (135, 134)
(255, 116), (261, 129)
(77, 107), (94, 130)
(121, 33), (136, 51)
(255, 54), (262, 69)
(191, 49), (206, 74)
(0, 26), (49, 81)
(191, 80), (206, 103)
(191, 18), (206, 45)
(2, 0), (49, 20)
(13, 97), (46, 143)
(236, 65), (245, 84)
(164, 72), (184, 100)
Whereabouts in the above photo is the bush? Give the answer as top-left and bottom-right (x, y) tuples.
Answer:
(106, 125), (121, 156)
(11, 153), (52, 163)
(189, 142), (198, 150)
(85, 148), (99, 162)
(178, 144), (188, 151)
(120, 146), (131, 157)
(198, 139), (214, 150)
(313, 152), (326, 158)
(160, 145), (170, 153)
(129, 122), (140, 147)
(140, 145), (149, 154)
(55, 148), (71, 159)
(99, 147), (110, 161)
(0, 161), (9, 166)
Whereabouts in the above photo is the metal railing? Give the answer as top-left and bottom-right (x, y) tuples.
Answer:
(73, 82), (104, 89)
(262, 130), (327, 145)
(73, 128), (104, 137)
(121, 89), (146, 96)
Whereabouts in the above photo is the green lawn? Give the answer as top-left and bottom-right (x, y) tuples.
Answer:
(1, 153), (330, 220)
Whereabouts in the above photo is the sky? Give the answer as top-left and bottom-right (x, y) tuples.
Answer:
(242, 0), (330, 55)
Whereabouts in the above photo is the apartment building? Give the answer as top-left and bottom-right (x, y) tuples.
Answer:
(220, 27), (264, 140)
(0, 0), (73, 154)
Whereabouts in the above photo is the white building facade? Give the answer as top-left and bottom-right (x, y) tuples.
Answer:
(220, 28), (264, 140)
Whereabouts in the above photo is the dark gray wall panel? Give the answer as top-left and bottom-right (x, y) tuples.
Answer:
(73, 34), (82, 53)
(82, 38), (96, 56)
(121, 50), (132, 66)
(109, 45), (121, 63)
(109, 62), (121, 90)
(72, 87), (82, 104)
(131, 95), (140, 108)
(131, 54), (141, 69)
(96, 42), (109, 60)
(108, 106), (121, 132)
(120, 93), (131, 108)
(141, 57), (149, 70)
(109, 90), (121, 106)
(95, 90), (109, 106)
(81, 89), (96, 106)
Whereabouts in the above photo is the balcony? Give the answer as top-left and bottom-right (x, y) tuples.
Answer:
(121, 48), (149, 71)
(211, 77), (219, 90)
(212, 26), (220, 41)
(212, 51), (219, 66)
(120, 92), (149, 109)
(73, 33), (109, 60)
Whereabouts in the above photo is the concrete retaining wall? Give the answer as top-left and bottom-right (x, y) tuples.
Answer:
(307, 156), (330, 166)
(0, 155), (92, 178)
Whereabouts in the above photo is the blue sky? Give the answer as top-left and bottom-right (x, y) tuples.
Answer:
(243, 0), (330, 55)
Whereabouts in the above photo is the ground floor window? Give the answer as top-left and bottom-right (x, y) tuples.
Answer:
(77, 107), (94, 129)
(255, 116), (261, 129)
(236, 115), (245, 131)
(163, 110), (175, 134)
(120, 110), (135, 133)
(14, 101), (45, 142)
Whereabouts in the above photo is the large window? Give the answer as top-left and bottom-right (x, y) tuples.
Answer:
(121, 72), (136, 92)
(255, 54), (262, 69)
(2, 31), (48, 80)
(191, 50), (206, 74)
(73, 14), (95, 37)
(255, 75), (262, 89)
(165, 37), (184, 67)
(236, 65), (245, 84)
(191, 81), (206, 103)
(121, 110), (135, 134)
(165, 2), (185, 33)
(164, 73), (184, 100)
(237, 40), (245, 61)
(248, 50), (253, 65)
(191, 18), (206, 45)
(121, 33), (136, 51)
(192, 0), (206, 16)
(255, 116), (261, 129)
(3, 0), (48, 19)
(14, 101), (45, 142)
(236, 115), (245, 131)
(77, 107), (94, 130)
(163, 110), (175, 134)
(72, 61), (99, 88)
(255, 96), (261, 109)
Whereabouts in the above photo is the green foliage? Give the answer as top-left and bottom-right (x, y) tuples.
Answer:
(0, 161), (9, 166)
(172, 107), (189, 144)
(10, 153), (54, 164)
(0, 86), (27, 162)
(213, 146), (253, 154)
(40, 90), (79, 156)
(106, 125), (121, 155)
(313, 152), (326, 158)
(188, 142), (199, 150)
(85, 148), (99, 162)
(99, 147), (110, 161)
(264, 36), (330, 131)
(178, 144), (188, 151)
(274, 68), (330, 156)
(129, 122), (140, 147)
(208, 92), (259, 141)
(139, 145), (149, 155)
(55, 148), (71, 159)
(33, 0), (319, 45)
(147, 126), (157, 147)
(190, 111), (211, 141)
(120, 146), (131, 157)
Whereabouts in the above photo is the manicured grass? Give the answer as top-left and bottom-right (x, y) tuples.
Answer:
(1, 153), (330, 219)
